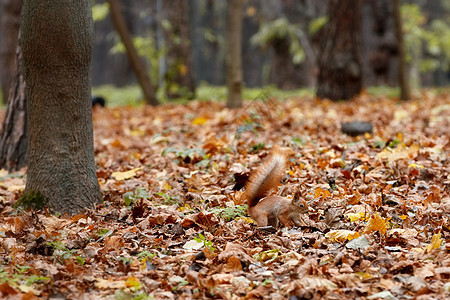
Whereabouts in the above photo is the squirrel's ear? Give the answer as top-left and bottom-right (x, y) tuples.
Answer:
(293, 190), (302, 201)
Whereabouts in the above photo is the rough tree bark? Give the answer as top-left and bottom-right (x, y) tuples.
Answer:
(20, 0), (101, 214)
(107, 0), (158, 106)
(0, 0), (22, 104)
(0, 42), (27, 171)
(226, 0), (243, 108)
(393, 0), (411, 100)
(162, 0), (196, 99)
(316, 0), (362, 101)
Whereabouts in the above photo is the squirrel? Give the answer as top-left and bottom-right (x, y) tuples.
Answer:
(244, 148), (309, 228)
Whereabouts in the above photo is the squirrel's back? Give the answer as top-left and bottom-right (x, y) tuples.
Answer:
(244, 149), (287, 208)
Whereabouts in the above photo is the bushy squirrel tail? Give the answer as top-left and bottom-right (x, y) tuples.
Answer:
(244, 149), (288, 209)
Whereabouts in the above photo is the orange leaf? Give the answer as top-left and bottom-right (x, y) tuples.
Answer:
(364, 213), (387, 235)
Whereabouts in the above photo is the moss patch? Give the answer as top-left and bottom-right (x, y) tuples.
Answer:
(14, 191), (46, 211)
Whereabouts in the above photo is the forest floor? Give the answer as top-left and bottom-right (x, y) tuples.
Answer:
(0, 91), (450, 299)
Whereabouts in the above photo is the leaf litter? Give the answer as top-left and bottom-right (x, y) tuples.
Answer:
(0, 91), (449, 299)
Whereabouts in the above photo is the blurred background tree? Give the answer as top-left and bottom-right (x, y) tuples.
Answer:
(0, 0), (449, 106)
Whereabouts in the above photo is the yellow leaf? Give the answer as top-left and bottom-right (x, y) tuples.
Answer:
(425, 232), (443, 252)
(355, 272), (372, 280)
(125, 276), (140, 288)
(130, 128), (145, 137)
(399, 215), (407, 220)
(258, 249), (280, 263)
(163, 183), (172, 190)
(111, 167), (143, 181)
(364, 213), (387, 235)
(241, 216), (255, 224)
(131, 152), (142, 160)
(141, 257), (148, 271)
(346, 212), (366, 222)
(409, 163), (424, 169)
(325, 230), (360, 243)
(177, 204), (191, 212)
(192, 116), (208, 125)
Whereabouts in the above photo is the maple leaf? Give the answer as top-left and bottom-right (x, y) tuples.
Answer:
(364, 213), (387, 235)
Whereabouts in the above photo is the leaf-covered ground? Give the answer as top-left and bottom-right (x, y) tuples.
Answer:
(1, 91), (450, 299)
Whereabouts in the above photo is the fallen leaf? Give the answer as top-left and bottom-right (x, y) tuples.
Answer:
(346, 235), (370, 250)
(424, 232), (443, 252)
(364, 213), (387, 235)
(95, 278), (127, 289)
(183, 239), (203, 251)
(377, 144), (420, 161)
(111, 166), (143, 181)
(325, 230), (360, 243)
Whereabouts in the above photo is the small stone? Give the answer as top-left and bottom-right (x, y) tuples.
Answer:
(341, 121), (373, 136)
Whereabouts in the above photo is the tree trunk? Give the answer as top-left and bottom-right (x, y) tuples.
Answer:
(316, 0), (362, 101)
(162, 0), (196, 99)
(21, 0), (101, 214)
(269, 1), (315, 89)
(226, 0), (243, 108)
(0, 41), (27, 172)
(393, 0), (411, 100)
(107, 0), (158, 106)
(0, 0), (22, 104)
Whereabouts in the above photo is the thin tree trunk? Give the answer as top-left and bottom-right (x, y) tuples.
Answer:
(0, 0), (22, 104)
(316, 0), (362, 101)
(21, 0), (101, 214)
(393, 0), (411, 100)
(162, 0), (196, 99)
(226, 0), (243, 108)
(107, 0), (158, 106)
(0, 41), (27, 172)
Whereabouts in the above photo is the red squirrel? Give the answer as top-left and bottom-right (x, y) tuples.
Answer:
(244, 148), (309, 228)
